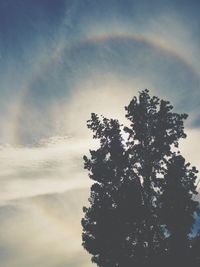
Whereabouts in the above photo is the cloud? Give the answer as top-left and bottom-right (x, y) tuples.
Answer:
(0, 189), (93, 267)
(0, 136), (93, 204)
(1, 7), (200, 145)
(0, 80), (199, 204)
(0, 126), (198, 267)
(0, 1), (199, 267)
(179, 128), (200, 193)
(0, 81), (140, 203)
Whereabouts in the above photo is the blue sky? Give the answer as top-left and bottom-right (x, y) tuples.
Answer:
(0, 1), (199, 266)
(0, 0), (200, 144)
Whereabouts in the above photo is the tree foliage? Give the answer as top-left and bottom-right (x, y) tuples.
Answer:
(82, 89), (199, 267)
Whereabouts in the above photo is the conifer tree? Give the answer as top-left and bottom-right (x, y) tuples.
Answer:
(192, 231), (200, 266)
(124, 90), (190, 263)
(160, 155), (199, 266)
(81, 90), (199, 267)
(82, 114), (144, 266)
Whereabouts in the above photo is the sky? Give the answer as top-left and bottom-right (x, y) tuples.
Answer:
(0, 0), (199, 266)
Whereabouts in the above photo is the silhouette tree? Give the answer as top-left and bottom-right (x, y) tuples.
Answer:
(124, 90), (190, 265)
(160, 155), (199, 266)
(191, 230), (200, 266)
(82, 89), (199, 267)
(82, 115), (145, 266)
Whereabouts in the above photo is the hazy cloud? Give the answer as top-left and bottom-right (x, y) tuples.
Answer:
(0, 0), (199, 266)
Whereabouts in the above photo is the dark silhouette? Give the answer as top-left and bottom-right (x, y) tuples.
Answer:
(192, 231), (200, 267)
(160, 155), (199, 266)
(82, 89), (199, 267)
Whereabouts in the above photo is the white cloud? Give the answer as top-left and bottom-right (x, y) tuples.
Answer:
(0, 136), (93, 204)
(0, 4), (199, 267)
(179, 128), (200, 187)
(0, 190), (93, 267)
